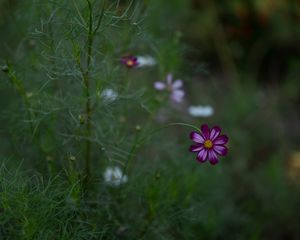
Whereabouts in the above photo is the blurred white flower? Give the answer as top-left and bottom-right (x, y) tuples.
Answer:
(136, 56), (156, 67)
(103, 166), (128, 187)
(101, 88), (118, 102)
(188, 105), (214, 117)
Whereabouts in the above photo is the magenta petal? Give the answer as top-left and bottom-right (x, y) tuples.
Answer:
(213, 145), (228, 156)
(197, 149), (208, 162)
(210, 126), (221, 141)
(200, 124), (210, 139)
(189, 144), (203, 152)
(213, 135), (228, 145)
(190, 125), (228, 165)
(208, 150), (218, 164)
(190, 132), (205, 143)
(209, 158), (219, 165)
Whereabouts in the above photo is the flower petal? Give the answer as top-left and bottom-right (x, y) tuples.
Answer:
(188, 105), (214, 118)
(172, 79), (183, 89)
(190, 131), (205, 143)
(213, 145), (228, 156)
(136, 56), (156, 67)
(200, 124), (210, 139)
(197, 148), (208, 162)
(101, 88), (118, 102)
(208, 150), (219, 165)
(210, 126), (221, 141)
(154, 82), (166, 90)
(209, 158), (219, 165)
(120, 56), (138, 68)
(166, 73), (173, 85)
(189, 144), (203, 152)
(213, 135), (228, 145)
(171, 90), (185, 103)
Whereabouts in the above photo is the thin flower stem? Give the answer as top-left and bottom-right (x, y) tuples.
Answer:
(93, 1), (106, 36)
(5, 66), (34, 132)
(124, 122), (200, 174)
(123, 131), (140, 174)
(124, 69), (130, 118)
(125, 69), (130, 91)
(81, 0), (106, 185)
(82, 0), (94, 185)
(72, 0), (86, 26)
(138, 122), (200, 148)
(4, 65), (51, 172)
(165, 122), (200, 131)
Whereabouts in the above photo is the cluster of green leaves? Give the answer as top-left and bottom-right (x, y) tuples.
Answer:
(2, 150), (300, 239)
(0, 0), (183, 177)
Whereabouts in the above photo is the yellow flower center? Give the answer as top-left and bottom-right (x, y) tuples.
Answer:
(204, 140), (213, 149)
(126, 60), (134, 66)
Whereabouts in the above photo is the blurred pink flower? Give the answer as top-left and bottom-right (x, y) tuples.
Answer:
(154, 73), (185, 103)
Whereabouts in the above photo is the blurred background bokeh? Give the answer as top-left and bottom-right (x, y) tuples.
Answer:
(0, 0), (300, 239)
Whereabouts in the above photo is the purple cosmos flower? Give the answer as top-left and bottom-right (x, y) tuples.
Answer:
(189, 124), (228, 165)
(154, 73), (185, 103)
(120, 55), (139, 68)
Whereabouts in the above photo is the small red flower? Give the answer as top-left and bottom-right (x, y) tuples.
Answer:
(189, 124), (228, 165)
(120, 55), (139, 68)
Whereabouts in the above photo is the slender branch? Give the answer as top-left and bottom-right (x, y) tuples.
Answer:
(72, 0), (87, 26)
(93, 1), (106, 36)
(86, 0), (93, 70)
(71, 0), (107, 185)
(124, 122), (200, 174)
(3, 65), (51, 172)
(83, 0), (94, 183)
(4, 66), (34, 132)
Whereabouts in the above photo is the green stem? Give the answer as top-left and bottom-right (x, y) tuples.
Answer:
(5, 67), (34, 132)
(139, 123), (200, 146)
(83, 0), (94, 183)
(4, 65), (51, 172)
(82, 0), (106, 184)
(124, 122), (199, 174)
